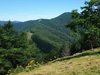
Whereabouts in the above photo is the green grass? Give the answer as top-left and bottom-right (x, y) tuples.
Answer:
(15, 48), (100, 75)
(27, 32), (33, 40)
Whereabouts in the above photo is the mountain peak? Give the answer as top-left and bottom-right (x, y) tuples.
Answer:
(64, 12), (70, 13)
(60, 12), (71, 16)
(51, 12), (71, 20)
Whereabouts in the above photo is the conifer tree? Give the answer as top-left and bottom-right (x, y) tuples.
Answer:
(66, 0), (100, 54)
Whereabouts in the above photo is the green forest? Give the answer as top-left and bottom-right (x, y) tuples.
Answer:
(0, 0), (100, 75)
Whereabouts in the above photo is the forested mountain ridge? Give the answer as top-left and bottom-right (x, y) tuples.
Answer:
(14, 12), (72, 32)
(12, 12), (74, 52)
(0, 12), (74, 52)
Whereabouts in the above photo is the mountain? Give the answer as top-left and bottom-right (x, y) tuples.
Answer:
(14, 12), (72, 31)
(13, 12), (74, 52)
(0, 12), (74, 52)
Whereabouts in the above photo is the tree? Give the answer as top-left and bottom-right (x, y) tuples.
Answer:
(59, 43), (70, 57)
(66, 0), (100, 54)
(0, 21), (30, 74)
(0, 21), (47, 75)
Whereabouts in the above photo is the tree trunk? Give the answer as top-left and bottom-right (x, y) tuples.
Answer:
(91, 41), (93, 50)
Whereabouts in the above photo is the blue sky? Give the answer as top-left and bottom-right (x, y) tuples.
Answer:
(0, 0), (90, 21)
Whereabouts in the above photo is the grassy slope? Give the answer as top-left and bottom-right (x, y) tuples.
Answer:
(27, 32), (33, 40)
(17, 48), (100, 75)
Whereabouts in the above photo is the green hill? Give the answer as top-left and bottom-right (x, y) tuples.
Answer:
(13, 12), (74, 52)
(14, 48), (100, 75)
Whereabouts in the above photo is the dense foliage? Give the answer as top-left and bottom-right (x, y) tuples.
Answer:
(0, 21), (42, 74)
(66, 0), (100, 54)
(0, 21), (67, 75)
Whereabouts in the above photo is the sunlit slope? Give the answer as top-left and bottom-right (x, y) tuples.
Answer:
(17, 48), (100, 75)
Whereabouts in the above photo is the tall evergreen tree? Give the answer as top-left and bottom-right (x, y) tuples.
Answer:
(0, 21), (45, 75)
(0, 21), (29, 74)
(66, 0), (100, 54)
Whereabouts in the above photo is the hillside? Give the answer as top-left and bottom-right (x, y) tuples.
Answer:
(13, 12), (74, 52)
(0, 12), (74, 52)
(16, 48), (100, 75)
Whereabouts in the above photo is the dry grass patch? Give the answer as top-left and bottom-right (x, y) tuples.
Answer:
(17, 54), (100, 75)
(27, 32), (33, 40)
